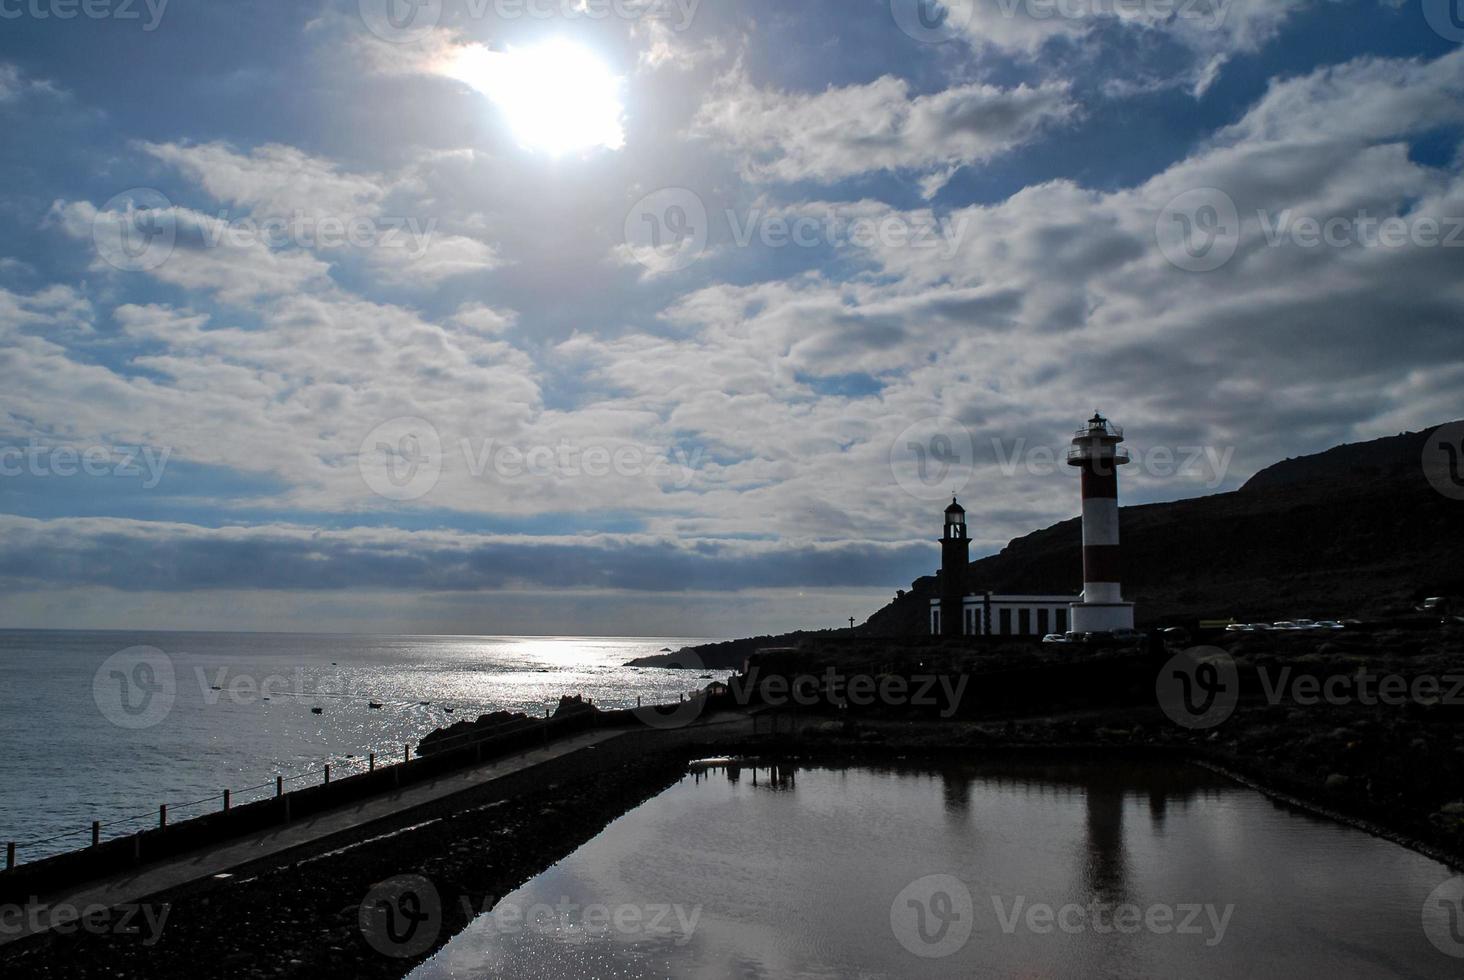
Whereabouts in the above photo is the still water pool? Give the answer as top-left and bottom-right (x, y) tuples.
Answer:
(411, 758), (1460, 979)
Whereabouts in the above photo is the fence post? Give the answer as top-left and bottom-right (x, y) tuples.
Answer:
(324, 765), (331, 785)
(276, 776), (284, 797)
(404, 744), (410, 764)
(92, 821), (100, 847)
(159, 804), (167, 829)
(223, 789), (231, 812)
(5, 842), (13, 870)
(369, 752), (376, 772)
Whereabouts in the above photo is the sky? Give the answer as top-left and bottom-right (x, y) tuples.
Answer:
(0, 0), (1460, 636)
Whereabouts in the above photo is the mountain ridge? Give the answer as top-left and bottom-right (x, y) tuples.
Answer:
(863, 422), (1464, 634)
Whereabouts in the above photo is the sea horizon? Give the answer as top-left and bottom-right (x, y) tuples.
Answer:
(0, 627), (727, 642)
(0, 631), (730, 863)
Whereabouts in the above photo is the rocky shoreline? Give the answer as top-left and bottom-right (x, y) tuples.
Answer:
(7, 625), (1463, 978)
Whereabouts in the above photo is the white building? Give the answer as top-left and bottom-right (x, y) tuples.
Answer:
(930, 593), (1077, 637)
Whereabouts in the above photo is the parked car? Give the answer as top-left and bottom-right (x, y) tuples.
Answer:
(1225, 623), (1254, 633)
(1041, 633), (1070, 645)
(1273, 621), (1301, 630)
(1314, 620), (1345, 630)
(1161, 627), (1192, 644)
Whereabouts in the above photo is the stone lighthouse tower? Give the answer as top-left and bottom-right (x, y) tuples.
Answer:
(1067, 413), (1135, 632)
(937, 497), (969, 636)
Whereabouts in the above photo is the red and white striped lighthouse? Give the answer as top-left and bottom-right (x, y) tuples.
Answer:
(1067, 412), (1135, 632)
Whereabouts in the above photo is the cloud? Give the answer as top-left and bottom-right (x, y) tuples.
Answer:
(0, 62), (61, 104)
(0, 515), (927, 594)
(634, 16), (729, 71)
(139, 141), (504, 286)
(694, 71), (1076, 187)
(936, 0), (1309, 95)
(143, 141), (387, 220)
(1213, 49), (1464, 147)
(50, 199), (334, 304)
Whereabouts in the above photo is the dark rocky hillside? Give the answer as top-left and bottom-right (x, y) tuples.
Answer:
(864, 422), (1464, 633)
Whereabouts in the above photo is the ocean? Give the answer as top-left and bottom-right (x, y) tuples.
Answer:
(0, 630), (722, 864)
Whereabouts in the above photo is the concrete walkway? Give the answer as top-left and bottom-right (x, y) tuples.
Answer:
(1, 714), (751, 946)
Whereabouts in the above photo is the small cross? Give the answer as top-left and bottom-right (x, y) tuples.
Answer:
(848, 617), (856, 629)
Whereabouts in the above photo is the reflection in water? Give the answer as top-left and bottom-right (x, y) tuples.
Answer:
(411, 759), (1455, 980)
(941, 767), (972, 815)
(691, 759), (798, 791)
(1082, 782), (1128, 903)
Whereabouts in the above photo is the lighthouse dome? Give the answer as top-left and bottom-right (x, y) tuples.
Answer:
(944, 497), (965, 515)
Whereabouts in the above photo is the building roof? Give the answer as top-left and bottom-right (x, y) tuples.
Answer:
(945, 496), (965, 515)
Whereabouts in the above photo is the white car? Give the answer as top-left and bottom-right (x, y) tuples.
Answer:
(1041, 633), (1071, 644)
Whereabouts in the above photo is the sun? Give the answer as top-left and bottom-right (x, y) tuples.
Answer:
(444, 39), (625, 156)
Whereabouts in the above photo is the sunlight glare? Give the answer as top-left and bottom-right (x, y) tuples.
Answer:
(445, 39), (626, 155)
